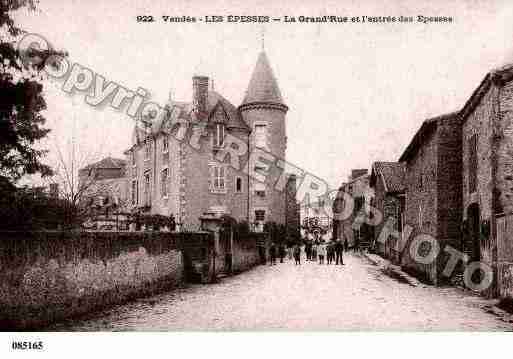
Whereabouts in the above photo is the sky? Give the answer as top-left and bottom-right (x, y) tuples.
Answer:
(12, 0), (513, 190)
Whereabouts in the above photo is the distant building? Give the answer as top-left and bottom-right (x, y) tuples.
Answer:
(399, 112), (462, 285)
(79, 157), (130, 230)
(332, 169), (374, 249)
(369, 161), (405, 262)
(300, 198), (331, 238)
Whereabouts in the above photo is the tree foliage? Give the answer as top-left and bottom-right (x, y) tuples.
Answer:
(0, 0), (57, 184)
(0, 177), (67, 230)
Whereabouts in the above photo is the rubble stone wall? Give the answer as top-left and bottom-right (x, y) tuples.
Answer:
(0, 231), (185, 330)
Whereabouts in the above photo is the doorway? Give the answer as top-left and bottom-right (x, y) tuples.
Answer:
(467, 203), (481, 262)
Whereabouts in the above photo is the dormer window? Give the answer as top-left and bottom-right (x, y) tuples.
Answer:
(214, 123), (225, 148)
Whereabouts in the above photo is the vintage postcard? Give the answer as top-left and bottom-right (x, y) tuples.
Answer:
(1, 0), (513, 356)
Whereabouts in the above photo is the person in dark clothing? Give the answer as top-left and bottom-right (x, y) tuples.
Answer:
(269, 243), (277, 265)
(293, 243), (301, 265)
(344, 237), (349, 252)
(279, 244), (286, 263)
(305, 241), (311, 261)
(335, 239), (344, 265)
(327, 241), (334, 264)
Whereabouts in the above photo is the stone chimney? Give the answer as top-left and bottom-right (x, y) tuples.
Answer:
(350, 169), (368, 180)
(192, 75), (209, 115)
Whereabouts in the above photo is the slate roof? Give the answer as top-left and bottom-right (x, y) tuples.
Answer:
(241, 51), (285, 106)
(81, 157), (127, 170)
(399, 112), (459, 162)
(207, 91), (250, 131)
(460, 63), (513, 122)
(371, 162), (405, 193)
(141, 90), (250, 138)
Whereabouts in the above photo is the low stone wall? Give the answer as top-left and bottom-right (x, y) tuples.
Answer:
(232, 233), (265, 273)
(0, 231), (190, 330)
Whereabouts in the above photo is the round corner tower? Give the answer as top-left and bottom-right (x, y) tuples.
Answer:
(239, 51), (288, 228)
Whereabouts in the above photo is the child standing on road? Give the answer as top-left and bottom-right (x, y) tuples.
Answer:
(327, 241), (334, 264)
(318, 241), (327, 264)
(293, 244), (301, 265)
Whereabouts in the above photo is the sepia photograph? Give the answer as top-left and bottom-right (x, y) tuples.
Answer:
(1, 0), (513, 356)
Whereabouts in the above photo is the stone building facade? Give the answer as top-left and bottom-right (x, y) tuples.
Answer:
(398, 112), (462, 285)
(369, 161), (405, 263)
(460, 64), (513, 298)
(122, 51), (298, 233)
(332, 169), (374, 249)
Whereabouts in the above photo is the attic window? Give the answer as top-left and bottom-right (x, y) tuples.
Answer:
(214, 123), (225, 148)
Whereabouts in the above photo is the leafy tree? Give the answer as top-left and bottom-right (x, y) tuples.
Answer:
(0, 0), (62, 184)
(0, 180), (67, 230)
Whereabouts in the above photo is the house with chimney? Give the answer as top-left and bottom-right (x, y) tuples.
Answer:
(123, 51), (298, 233)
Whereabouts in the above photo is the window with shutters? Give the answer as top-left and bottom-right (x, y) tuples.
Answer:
(212, 165), (226, 193)
(255, 210), (266, 222)
(468, 134), (478, 194)
(161, 168), (168, 198)
(255, 124), (267, 148)
(236, 177), (242, 193)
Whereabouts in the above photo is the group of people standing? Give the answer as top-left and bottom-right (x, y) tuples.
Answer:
(304, 239), (346, 265)
(268, 237), (348, 266)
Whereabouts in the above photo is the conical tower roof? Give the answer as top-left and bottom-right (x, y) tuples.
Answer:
(241, 51), (285, 106)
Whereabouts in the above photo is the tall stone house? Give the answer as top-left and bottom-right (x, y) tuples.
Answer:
(332, 169), (374, 249)
(124, 51), (298, 232)
(460, 64), (513, 298)
(398, 112), (462, 285)
(369, 161), (405, 263)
